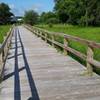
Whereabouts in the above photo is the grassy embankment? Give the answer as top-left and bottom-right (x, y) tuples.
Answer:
(36, 24), (100, 73)
(0, 25), (11, 43)
(0, 25), (11, 83)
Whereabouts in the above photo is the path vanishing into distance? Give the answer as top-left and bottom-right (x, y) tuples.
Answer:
(0, 26), (100, 100)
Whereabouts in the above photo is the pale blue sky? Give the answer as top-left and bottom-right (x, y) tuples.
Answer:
(0, 0), (54, 16)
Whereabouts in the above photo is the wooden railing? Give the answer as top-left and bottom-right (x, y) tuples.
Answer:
(0, 26), (14, 78)
(24, 25), (100, 76)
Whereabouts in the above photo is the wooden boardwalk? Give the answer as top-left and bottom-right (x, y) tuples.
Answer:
(0, 26), (100, 100)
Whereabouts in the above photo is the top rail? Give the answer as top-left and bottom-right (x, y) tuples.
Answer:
(24, 24), (100, 76)
(30, 25), (100, 49)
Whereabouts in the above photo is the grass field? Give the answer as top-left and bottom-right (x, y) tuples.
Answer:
(37, 24), (100, 42)
(36, 24), (100, 63)
(0, 25), (11, 43)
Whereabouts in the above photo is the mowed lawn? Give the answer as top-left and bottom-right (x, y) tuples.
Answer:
(36, 24), (100, 62)
(0, 25), (11, 43)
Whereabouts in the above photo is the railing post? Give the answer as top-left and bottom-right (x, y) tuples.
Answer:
(38, 30), (40, 37)
(64, 37), (68, 55)
(52, 34), (55, 47)
(0, 52), (3, 80)
(39, 31), (41, 37)
(0, 54), (2, 71)
(86, 46), (93, 76)
(36, 30), (39, 36)
(45, 33), (47, 42)
(4, 35), (8, 60)
(40, 32), (43, 39)
(0, 54), (2, 81)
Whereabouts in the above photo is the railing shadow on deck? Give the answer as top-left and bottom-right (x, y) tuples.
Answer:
(18, 27), (40, 100)
(3, 27), (40, 100)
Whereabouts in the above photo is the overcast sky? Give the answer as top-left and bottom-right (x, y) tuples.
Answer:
(0, 0), (54, 16)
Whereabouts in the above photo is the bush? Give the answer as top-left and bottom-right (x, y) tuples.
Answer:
(47, 18), (59, 24)
(48, 23), (53, 28)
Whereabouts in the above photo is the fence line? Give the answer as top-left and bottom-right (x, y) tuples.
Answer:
(24, 24), (100, 76)
(0, 25), (14, 78)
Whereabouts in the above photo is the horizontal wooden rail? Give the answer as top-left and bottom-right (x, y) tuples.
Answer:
(0, 25), (14, 77)
(24, 24), (100, 76)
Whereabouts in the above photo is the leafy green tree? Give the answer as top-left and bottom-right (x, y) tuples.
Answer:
(24, 10), (38, 25)
(0, 3), (13, 24)
(54, 0), (100, 26)
(40, 12), (59, 24)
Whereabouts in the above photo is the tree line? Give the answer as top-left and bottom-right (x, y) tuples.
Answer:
(0, 1), (100, 26)
(54, 0), (100, 26)
(25, 0), (100, 26)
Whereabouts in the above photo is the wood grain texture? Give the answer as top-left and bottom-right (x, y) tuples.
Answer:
(0, 26), (100, 100)
(24, 25), (100, 69)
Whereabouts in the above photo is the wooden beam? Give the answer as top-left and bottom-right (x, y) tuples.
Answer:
(86, 46), (94, 76)
(64, 37), (68, 55)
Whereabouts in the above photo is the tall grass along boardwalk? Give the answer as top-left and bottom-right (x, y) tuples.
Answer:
(0, 26), (100, 100)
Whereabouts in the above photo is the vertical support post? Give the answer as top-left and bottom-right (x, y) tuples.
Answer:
(86, 46), (93, 76)
(33, 30), (34, 34)
(0, 53), (4, 82)
(37, 30), (39, 36)
(39, 31), (41, 37)
(0, 54), (3, 72)
(0, 53), (3, 81)
(38, 30), (40, 37)
(37, 31), (39, 37)
(45, 33), (47, 42)
(64, 37), (68, 55)
(52, 34), (55, 47)
(41, 32), (43, 39)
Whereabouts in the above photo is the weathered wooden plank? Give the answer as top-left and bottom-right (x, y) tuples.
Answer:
(24, 25), (100, 70)
(1, 26), (100, 100)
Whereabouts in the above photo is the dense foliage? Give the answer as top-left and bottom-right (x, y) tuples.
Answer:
(39, 12), (59, 24)
(23, 10), (38, 25)
(39, 0), (100, 26)
(54, 0), (100, 26)
(0, 3), (13, 24)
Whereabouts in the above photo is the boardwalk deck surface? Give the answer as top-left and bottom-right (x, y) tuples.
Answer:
(0, 26), (100, 100)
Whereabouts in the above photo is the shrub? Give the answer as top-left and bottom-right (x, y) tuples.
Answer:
(48, 23), (53, 28)
(47, 18), (59, 24)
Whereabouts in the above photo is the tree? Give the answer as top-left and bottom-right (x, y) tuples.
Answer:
(40, 12), (59, 24)
(54, 0), (85, 24)
(0, 3), (13, 24)
(24, 10), (38, 25)
(54, 0), (100, 26)
(54, 0), (69, 23)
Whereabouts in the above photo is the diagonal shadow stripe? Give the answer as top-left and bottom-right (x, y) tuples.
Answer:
(3, 67), (25, 81)
(7, 53), (22, 60)
(18, 28), (40, 100)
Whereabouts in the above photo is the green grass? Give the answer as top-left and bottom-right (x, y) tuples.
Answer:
(0, 25), (11, 43)
(37, 24), (100, 42)
(36, 24), (100, 62)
